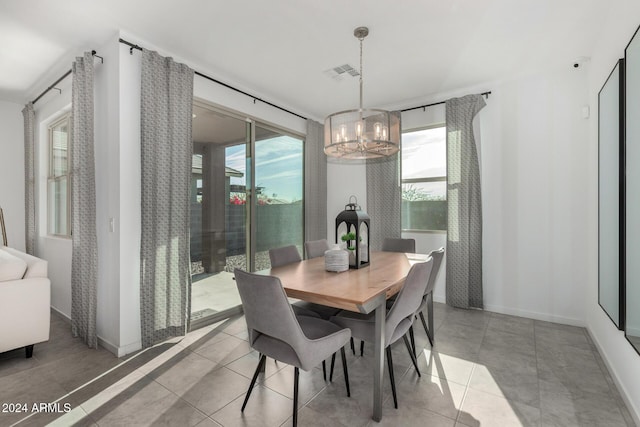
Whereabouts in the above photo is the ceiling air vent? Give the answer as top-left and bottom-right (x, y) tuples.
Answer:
(323, 64), (360, 81)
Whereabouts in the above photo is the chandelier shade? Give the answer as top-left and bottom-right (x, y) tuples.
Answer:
(324, 27), (401, 160)
(324, 109), (400, 159)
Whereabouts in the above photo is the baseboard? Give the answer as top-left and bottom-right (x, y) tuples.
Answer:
(431, 297), (585, 327)
(587, 329), (640, 426)
(482, 303), (585, 327)
(96, 336), (119, 356)
(96, 337), (141, 357)
(626, 326), (640, 337)
(50, 305), (141, 357)
(114, 341), (142, 357)
(51, 306), (71, 323)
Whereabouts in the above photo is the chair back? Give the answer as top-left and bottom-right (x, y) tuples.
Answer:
(234, 268), (305, 347)
(382, 238), (416, 253)
(386, 258), (433, 342)
(425, 247), (445, 296)
(269, 245), (302, 267)
(304, 239), (330, 259)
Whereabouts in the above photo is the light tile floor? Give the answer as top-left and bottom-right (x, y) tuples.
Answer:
(0, 304), (636, 427)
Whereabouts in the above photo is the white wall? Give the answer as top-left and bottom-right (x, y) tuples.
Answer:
(96, 35), (125, 354)
(0, 100), (25, 251)
(480, 67), (590, 325)
(586, 2), (640, 423)
(326, 161), (367, 243)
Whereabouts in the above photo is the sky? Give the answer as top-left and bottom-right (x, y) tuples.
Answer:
(401, 126), (446, 179)
(222, 128), (444, 202)
(225, 135), (303, 202)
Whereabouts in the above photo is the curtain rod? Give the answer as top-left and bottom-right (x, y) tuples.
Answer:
(31, 51), (103, 105)
(401, 91), (492, 113)
(119, 38), (308, 121)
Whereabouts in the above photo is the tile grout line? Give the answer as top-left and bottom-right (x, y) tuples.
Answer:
(454, 311), (490, 425)
(8, 343), (186, 427)
(533, 319), (543, 422)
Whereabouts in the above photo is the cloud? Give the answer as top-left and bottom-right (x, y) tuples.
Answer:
(256, 152), (301, 167)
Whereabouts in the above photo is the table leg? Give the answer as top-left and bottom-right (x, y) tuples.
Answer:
(373, 297), (386, 422)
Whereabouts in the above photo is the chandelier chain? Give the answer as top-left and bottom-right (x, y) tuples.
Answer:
(359, 36), (363, 111)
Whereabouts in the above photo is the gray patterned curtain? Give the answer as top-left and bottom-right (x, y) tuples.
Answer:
(445, 94), (486, 309)
(140, 50), (194, 349)
(304, 120), (327, 243)
(71, 52), (98, 348)
(22, 103), (36, 254)
(366, 111), (402, 251)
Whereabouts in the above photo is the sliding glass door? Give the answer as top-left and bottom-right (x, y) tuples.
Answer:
(189, 102), (304, 328)
(251, 124), (304, 271)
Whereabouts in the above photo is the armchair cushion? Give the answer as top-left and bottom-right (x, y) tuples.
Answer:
(0, 248), (27, 282)
(1, 247), (48, 278)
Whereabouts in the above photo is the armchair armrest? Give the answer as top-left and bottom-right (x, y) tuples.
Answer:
(0, 277), (51, 354)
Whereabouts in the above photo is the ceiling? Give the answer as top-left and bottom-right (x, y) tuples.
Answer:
(0, 0), (612, 121)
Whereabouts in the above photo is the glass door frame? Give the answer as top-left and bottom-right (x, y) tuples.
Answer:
(189, 99), (305, 331)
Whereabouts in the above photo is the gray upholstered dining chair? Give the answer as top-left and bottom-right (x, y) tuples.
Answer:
(268, 245), (342, 380)
(330, 258), (433, 409)
(386, 247), (444, 354)
(234, 269), (351, 427)
(269, 244), (302, 267)
(416, 247), (445, 346)
(352, 237), (416, 357)
(381, 237), (416, 253)
(304, 239), (331, 259)
(269, 244), (341, 321)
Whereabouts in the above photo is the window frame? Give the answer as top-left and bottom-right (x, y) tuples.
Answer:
(47, 113), (72, 238)
(401, 123), (447, 234)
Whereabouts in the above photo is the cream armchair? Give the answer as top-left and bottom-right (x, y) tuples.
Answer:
(0, 247), (50, 358)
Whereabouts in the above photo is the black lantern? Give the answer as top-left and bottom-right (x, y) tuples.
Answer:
(335, 196), (370, 269)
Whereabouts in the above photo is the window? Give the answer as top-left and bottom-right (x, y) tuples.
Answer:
(47, 114), (71, 236)
(401, 125), (446, 231)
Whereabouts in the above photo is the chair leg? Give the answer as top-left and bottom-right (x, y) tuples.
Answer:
(386, 346), (398, 409)
(403, 334), (421, 378)
(409, 325), (416, 357)
(350, 337), (355, 355)
(360, 340), (364, 357)
(241, 354), (266, 412)
(427, 292), (435, 345)
(329, 352), (336, 382)
(258, 352), (266, 372)
(420, 311), (433, 347)
(293, 367), (299, 427)
(25, 345), (34, 359)
(340, 347), (351, 397)
(322, 360), (327, 381)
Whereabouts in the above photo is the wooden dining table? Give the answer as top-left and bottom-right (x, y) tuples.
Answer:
(259, 250), (430, 422)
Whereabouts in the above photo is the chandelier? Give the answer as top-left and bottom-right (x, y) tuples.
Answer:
(324, 27), (400, 159)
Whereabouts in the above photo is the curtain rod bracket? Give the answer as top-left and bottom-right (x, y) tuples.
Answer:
(91, 50), (104, 63)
